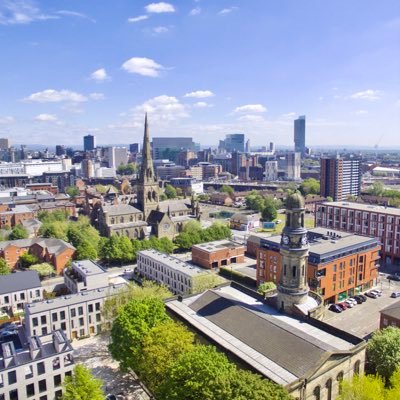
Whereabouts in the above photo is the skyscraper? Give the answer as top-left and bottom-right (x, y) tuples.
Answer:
(320, 156), (361, 201)
(152, 137), (196, 161)
(286, 152), (301, 180)
(106, 147), (128, 168)
(0, 138), (9, 151)
(83, 135), (96, 152)
(219, 133), (245, 153)
(294, 116), (306, 155)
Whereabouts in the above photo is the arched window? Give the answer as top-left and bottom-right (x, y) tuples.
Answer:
(337, 371), (344, 395)
(152, 191), (157, 201)
(302, 265), (305, 276)
(148, 191), (152, 201)
(130, 215), (133, 222)
(111, 217), (115, 224)
(292, 266), (296, 277)
(301, 214), (304, 227)
(120, 216), (124, 223)
(125, 230), (130, 238)
(284, 264), (287, 276)
(354, 360), (360, 375)
(313, 386), (320, 400)
(325, 379), (332, 400)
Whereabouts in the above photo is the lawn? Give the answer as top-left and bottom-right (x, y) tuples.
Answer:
(257, 212), (315, 235)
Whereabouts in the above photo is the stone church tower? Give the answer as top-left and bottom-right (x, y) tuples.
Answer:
(136, 114), (160, 220)
(277, 192), (310, 314)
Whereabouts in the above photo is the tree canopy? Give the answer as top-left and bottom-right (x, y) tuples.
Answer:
(164, 184), (178, 199)
(262, 197), (278, 221)
(367, 327), (400, 381)
(61, 364), (104, 400)
(8, 224), (29, 240)
(19, 252), (39, 268)
(117, 162), (137, 175)
(65, 186), (80, 198)
(299, 178), (320, 195)
(220, 185), (234, 195)
(0, 258), (11, 275)
(29, 263), (54, 277)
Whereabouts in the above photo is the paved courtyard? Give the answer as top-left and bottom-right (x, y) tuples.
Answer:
(72, 334), (150, 400)
(324, 274), (400, 339)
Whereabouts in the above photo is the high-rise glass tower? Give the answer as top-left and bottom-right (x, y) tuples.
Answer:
(294, 116), (306, 155)
(83, 135), (96, 152)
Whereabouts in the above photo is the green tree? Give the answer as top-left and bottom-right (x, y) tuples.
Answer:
(76, 240), (98, 260)
(326, 196), (334, 202)
(174, 231), (196, 250)
(65, 186), (80, 198)
(39, 221), (68, 241)
(0, 258), (11, 275)
(220, 185), (234, 195)
(337, 374), (385, 400)
(367, 327), (400, 380)
(138, 321), (195, 392)
(109, 297), (169, 372)
(299, 178), (320, 195)
(257, 281), (277, 294)
(62, 364), (104, 400)
(38, 210), (68, 223)
(387, 368), (400, 400)
(192, 273), (225, 294)
(164, 184), (177, 199)
(99, 236), (123, 264)
(117, 163), (137, 175)
(231, 370), (292, 400)
(245, 191), (265, 212)
(369, 181), (385, 196)
(157, 345), (236, 400)
(262, 197), (278, 221)
(19, 252), (40, 268)
(8, 224), (29, 240)
(29, 263), (54, 277)
(102, 281), (172, 325)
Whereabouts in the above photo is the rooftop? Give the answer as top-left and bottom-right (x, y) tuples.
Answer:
(193, 239), (245, 253)
(166, 286), (363, 386)
(321, 201), (400, 216)
(380, 301), (400, 320)
(0, 271), (41, 295)
(71, 260), (106, 276)
(102, 203), (142, 215)
(138, 250), (208, 277)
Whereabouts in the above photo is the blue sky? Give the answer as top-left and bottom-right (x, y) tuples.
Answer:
(0, 0), (399, 148)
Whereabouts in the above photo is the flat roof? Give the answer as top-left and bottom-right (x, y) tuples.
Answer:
(320, 201), (400, 217)
(192, 239), (245, 253)
(72, 260), (106, 276)
(166, 286), (361, 386)
(138, 250), (208, 277)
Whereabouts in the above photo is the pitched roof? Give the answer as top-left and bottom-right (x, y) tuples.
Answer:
(0, 238), (75, 255)
(158, 199), (191, 213)
(0, 271), (41, 295)
(102, 203), (142, 215)
(380, 301), (400, 319)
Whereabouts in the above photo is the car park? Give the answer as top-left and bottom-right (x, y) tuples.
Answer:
(329, 304), (342, 313)
(391, 292), (400, 298)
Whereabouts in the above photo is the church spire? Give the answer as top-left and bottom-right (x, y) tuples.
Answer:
(140, 113), (155, 183)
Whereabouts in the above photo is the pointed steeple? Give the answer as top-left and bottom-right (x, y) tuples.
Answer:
(140, 113), (155, 184)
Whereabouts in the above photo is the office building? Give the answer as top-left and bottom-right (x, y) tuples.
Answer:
(83, 134), (95, 152)
(137, 250), (211, 295)
(219, 133), (245, 153)
(152, 137), (196, 161)
(129, 143), (140, 153)
(320, 157), (361, 201)
(55, 145), (66, 156)
(294, 115), (306, 155)
(316, 201), (400, 264)
(0, 329), (74, 400)
(264, 160), (278, 181)
(245, 139), (251, 153)
(286, 152), (301, 180)
(269, 142), (275, 153)
(0, 138), (9, 150)
(106, 146), (128, 169)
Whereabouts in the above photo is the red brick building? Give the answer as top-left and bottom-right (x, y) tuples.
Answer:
(25, 183), (59, 195)
(192, 239), (245, 269)
(0, 205), (35, 229)
(0, 238), (75, 274)
(380, 302), (400, 329)
(257, 228), (380, 304)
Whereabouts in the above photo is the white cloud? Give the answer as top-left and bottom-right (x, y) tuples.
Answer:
(280, 112), (297, 120)
(0, 116), (15, 124)
(193, 102), (212, 108)
(184, 90), (214, 98)
(350, 89), (382, 101)
(234, 104), (267, 113)
(121, 57), (164, 77)
(0, 0), (58, 25)
(56, 10), (95, 22)
(152, 26), (169, 34)
(23, 89), (88, 103)
(90, 68), (109, 81)
(354, 110), (368, 115)
(238, 114), (264, 122)
(189, 7), (201, 16)
(218, 6), (238, 15)
(89, 93), (105, 100)
(135, 95), (188, 121)
(34, 113), (58, 122)
(128, 15), (149, 23)
(145, 2), (175, 13)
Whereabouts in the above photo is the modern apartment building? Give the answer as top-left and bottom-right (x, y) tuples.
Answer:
(286, 152), (301, 181)
(0, 329), (74, 400)
(316, 201), (400, 264)
(256, 227), (380, 304)
(264, 160), (278, 181)
(320, 157), (361, 201)
(294, 115), (306, 155)
(137, 250), (210, 295)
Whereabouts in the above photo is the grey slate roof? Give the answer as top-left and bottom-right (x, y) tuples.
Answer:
(158, 199), (191, 213)
(102, 203), (142, 215)
(0, 238), (75, 255)
(0, 271), (41, 295)
(380, 301), (400, 320)
(189, 290), (336, 378)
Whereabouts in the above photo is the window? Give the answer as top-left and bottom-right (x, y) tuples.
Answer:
(325, 379), (332, 400)
(61, 322), (66, 331)
(53, 358), (60, 370)
(54, 375), (62, 387)
(96, 313), (101, 322)
(9, 390), (18, 400)
(26, 383), (35, 397)
(40, 396), (47, 400)
(78, 306), (83, 316)
(337, 372), (344, 394)
(32, 317), (38, 327)
(60, 311), (66, 320)
(313, 386), (320, 400)
(37, 361), (45, 375)
(20, 293), (25, 300)
(88, 304), (93, 313)
(40, 315), (46, 325)
(70, 309), (76, 318)
(38, 379), (47, 393)
(79, 317), (84, 326)
(284, 264), (287, 276)
(4, 295), (9, 304)
(95, 302), (101, 311)
(354, 360), (361, 375)
(41, 327), (47, 335)
(52, 312), (58, 322)
(55, 390), (63, 399)
(8, 370), (17, 385)
(292, 266), (296, 277)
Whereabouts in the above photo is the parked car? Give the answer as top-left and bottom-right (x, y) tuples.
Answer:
(358, 294), (367, 302)
(365, 291), (379, 299)
(391, 292), (400, 298)
(329, 304), (342, 313)
(388, 275), (400, 281)
(344, 300), (355, 308)
(371, 289), (382, 297)
(347, 298), (358, 306)
(352, 295), (364, 304)
(337, 302), (348, 311)
(124, 268), (133, 274)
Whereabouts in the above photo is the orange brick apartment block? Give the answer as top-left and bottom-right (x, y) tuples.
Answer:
(0, 238), (76, 274)
(0, 205), (34, 229)
(192, 239), (246, 269)
(257, 227), (380, 304)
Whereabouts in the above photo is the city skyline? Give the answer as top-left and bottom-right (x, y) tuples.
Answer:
(0, 0), (399, 147)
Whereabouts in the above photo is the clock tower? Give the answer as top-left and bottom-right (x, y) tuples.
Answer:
(277, 192), (310, 314)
